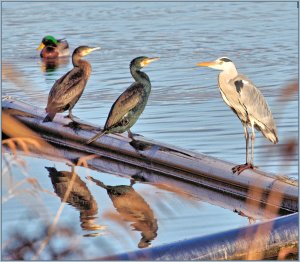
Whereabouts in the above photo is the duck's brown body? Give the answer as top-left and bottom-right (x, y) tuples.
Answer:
(40, 39), (70, 58)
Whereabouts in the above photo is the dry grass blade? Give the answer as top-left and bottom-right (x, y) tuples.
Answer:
(2, 111), (71, 165)
(32, 166), (77, 260)
(76, 154), (99, 168)
(2, 137), (41, 156)
(244, 180), (285, 260)
(277, 245), (298, 260)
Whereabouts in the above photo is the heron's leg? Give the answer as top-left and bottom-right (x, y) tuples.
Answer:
(243, 125), (249, 164)
(232, 125), (256, 175)
(250, 124), (255, 166)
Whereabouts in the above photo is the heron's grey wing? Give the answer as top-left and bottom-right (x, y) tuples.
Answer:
(105, 82), (144, 129)
(218, 74), (248, 124)
(47, 68), (85, 112)
(231, 74), (278, 143)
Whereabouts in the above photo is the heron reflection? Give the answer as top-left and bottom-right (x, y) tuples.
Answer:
(87, 176), (158, 248)
(45, 167), (103, 234)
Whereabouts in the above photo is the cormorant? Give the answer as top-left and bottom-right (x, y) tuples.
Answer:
(43, 46), (100, 122)
(86, 56), (159, 144)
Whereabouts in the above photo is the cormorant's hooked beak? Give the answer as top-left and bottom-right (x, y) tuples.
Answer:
(82, 47), (101, 56)
(141, 57), (160, 67)
(196, 61), (217, 68)
(37, 42), (45, 51)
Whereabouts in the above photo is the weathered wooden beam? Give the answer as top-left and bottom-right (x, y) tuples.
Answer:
(2, 97), (298, 215)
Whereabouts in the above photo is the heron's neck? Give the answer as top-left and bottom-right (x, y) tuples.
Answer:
(220, 66), (239, 80)
(130, 67), (151, 92)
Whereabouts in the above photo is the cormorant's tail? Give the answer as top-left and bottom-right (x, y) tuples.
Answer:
(45, 166), (57, 174)
(43, 112), (56, 122)
(85, 130), (107, 145)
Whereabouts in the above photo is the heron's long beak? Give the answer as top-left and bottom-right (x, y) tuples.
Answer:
(37, 42), (45, 51)
(196, 61), (217, 67)
(142, 57), (160, 67)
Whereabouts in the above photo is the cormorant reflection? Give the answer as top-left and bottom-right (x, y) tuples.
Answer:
(45, 167), (103, 234)
(87, 176), (158, 248)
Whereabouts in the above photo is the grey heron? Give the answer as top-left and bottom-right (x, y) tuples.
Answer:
(197, 57), (278, 174)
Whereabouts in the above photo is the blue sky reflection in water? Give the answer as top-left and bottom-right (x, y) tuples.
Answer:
(2, 1), (298, 259)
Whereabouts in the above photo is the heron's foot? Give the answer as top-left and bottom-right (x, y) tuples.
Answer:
(232, 163), (256, 175)
(64, 121), (81, 133)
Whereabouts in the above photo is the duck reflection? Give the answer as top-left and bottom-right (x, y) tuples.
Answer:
(40, 57), (70, 73)
(87, 176), (158, 248)
(45, 167), (103, 234)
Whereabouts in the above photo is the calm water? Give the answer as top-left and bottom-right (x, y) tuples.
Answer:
(2, 1), (298, 259)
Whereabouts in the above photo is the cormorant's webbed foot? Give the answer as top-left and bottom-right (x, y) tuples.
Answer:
(64, 113), (78, 121)
(64, 121), (82, 133)
(129, 139), (152, 151)
(232, 163), (256, 175)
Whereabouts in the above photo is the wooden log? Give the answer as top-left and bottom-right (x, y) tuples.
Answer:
(2, 96), (298, 215)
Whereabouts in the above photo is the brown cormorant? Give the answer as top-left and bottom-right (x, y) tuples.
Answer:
(43, 46), (100, 123)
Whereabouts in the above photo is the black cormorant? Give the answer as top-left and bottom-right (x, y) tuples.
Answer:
(86, 56), (159, 144)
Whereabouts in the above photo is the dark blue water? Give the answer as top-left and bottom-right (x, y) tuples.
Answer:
(2, 2), (298, 259)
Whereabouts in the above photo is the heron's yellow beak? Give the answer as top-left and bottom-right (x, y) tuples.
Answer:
(82, 47), (101, 56)
(196, 61), (217, 67)
(141, 57), (160, 67)
(37, 42), (45, 51)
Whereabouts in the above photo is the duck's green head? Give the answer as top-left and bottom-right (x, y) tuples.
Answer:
(37, 35), (58, 50)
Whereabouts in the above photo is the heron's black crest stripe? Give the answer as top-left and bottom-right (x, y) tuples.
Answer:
(234, 80), (243, 93)
(220, 57), (232, 62)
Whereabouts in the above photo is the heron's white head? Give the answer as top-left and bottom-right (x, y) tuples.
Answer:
(197, 57), (236, 71)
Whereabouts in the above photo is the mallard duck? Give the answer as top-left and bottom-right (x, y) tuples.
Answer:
(37, 35), (70, 58)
